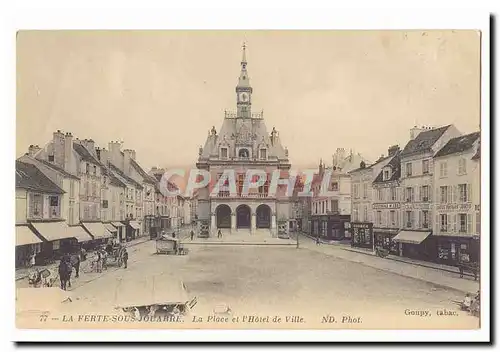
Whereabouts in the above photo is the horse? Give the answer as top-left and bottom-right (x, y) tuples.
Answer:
(58, 260), (72, 291)
(28, 268), (58, 288)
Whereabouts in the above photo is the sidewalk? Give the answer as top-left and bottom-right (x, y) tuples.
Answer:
(299, 233), (479, 294)
(15, 236), (152, 281)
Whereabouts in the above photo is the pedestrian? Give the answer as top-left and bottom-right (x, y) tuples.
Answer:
(190, 230), (194, 241)
(316, 235), (320, 245)
(172, 232), (176, 238)
(29, 251), (36, 268)
(122, 248), (128, 269)
(217, 229), (222, 238)
(72, 254), (81, 278)
(96, 250), (102, 273)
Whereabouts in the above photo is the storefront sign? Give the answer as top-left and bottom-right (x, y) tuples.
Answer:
(373, 203), (400, 209)
(403, 203), (431, 210)
(351, 222), (373, 249)
(436, 203), (472, 211)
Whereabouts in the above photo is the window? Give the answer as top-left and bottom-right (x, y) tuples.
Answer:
(405, 187), (413, 202)
(422, 210), (429, 228)
(422, 159), (430, 174)
(363, 183), (368, 199)
(390, 187), (396, 201)
(363, 206), (368, 222)
(376, 211), (382, 226)
(476, 211), (481, 235)
(353, 184), (359, 199)
(406, 163), (412, 177)
(406, 211), (412, 227)
(30, 194), (43, 217)
(93, 165), (97, 175)
(383, 170), (390, 180)
(458, 158), (467, 175)
(102, 200), (109, 209)
(459, 184), (469, 202)
(390, 210), (396, 226)
(439, 161), (448, 177)
(331, 200), (339, 212)
(48, 155), (54, 162)
(238, 148), (249, 158)
(49, 196), (59, 207)
(70, 180), (75, 198)
(220, 148), (228, 159)
(422, 185), (430, 202)
(86, 163), (89, 174)
(459, 213), (467, 233)
(322, 202), (325, 214)
(52, 240), (60, 250)
(331, 182), (339, 191)
(440, 186), (448, 203)
(377, 189), (383, 201)
(260, 149), (267, 160)
(440, 214), (448, 232)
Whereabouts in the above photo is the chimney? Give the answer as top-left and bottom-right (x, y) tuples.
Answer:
(360, 161), (366, 169)
(388, 145), (400, 156)
(123, 149), (133, 175)
(28, 144), (41, 157)
(63, 132), (73, 172)
(410, 125), (427, 140)
(52, 130), (65, 168)
(108, 141), (123, 168)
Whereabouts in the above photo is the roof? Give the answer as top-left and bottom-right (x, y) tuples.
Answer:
(199, 116), (289, 162)
(401, 125), (450, 157)
(434, 132), (480, 158)
(34, 158), (80, 180)
(130, 159), (157, 184)
(73, 143), (102, 166)
(472, 146), (481, 160)
(108, 162), (144, 189)
(16, 161), (65, 194)
(373, 152), (401, 183)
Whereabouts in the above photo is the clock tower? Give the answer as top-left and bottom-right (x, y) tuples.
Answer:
(236, 43), (252, 118)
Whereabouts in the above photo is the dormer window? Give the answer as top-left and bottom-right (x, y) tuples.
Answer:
(239, 148), (249, 159)
(383, 169), (391, 181)
(260, 148), (267, 160)
(220, 147), (228, 159)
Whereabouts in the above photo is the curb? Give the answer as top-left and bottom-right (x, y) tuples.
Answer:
(15, 238), (152, 281)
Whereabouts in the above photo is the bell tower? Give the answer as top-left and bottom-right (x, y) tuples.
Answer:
(236, 43), (252, 118)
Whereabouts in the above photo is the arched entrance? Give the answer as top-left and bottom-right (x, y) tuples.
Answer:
(236, 204), (251, 228)
(256, 204), (271, 228)
(216, 204), (231, 228)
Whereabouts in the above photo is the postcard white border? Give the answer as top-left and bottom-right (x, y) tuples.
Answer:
(2, 0), (492, 344)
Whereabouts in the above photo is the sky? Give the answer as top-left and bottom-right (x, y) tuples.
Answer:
(16, 30), (480, 170)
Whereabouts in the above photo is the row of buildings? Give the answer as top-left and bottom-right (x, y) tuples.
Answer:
(300, 125), (481, 266)
(15, 131), (195, 268)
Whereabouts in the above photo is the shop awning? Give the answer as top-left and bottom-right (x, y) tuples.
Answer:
(128, 221), (141, 230)
(393, 231), (431, 245)
(31, 221), (72, 242)
(67, 226), (93, 243)
(82, 222), (114, 240)
(104, 223), (118, 233)
(112, 222), (125, 227)
(16, 225), (43, 246)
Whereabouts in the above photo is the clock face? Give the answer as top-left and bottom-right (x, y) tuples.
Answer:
(240, 93), (248, 102)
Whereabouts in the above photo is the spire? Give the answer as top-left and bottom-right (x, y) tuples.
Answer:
(237, 42), (251, 88)
(242, 42), (247, 65)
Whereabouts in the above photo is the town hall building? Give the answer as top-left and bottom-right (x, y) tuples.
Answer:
(195, 45), (292, 237)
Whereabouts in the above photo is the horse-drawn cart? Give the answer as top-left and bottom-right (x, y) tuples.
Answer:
(156, 235), (188, 255)
(105, 243), (127, 267)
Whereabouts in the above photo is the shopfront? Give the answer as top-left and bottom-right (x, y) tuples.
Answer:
(374, 229), (399, 255)
(112, 222), (126, 242)
(351, 222), (373, 249)
(393, 230), (434, 261)
(30, 221), (75, 263)
(15, 225), (43, 268)
(435, 235), (479, 265)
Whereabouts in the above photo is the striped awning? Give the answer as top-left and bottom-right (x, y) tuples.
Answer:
(82, 222), (114, 239)
(16, 226), (42, 246)
(128, 221), (141, 230)
(31, 221), (72, 242)
(67, 225), (93, 243)
(112, 222), (125, 227)
(104, 223), (118, 233)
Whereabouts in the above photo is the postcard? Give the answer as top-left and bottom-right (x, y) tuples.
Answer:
(13, 26), (488, 341)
